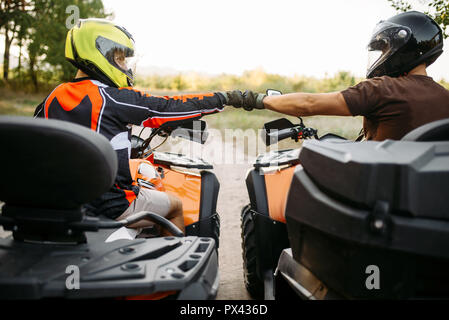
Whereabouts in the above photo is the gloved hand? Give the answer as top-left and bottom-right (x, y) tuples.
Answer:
(242, 90), (266, 111)
(220, 90), (266, 111)
(220, 90), (244, 108)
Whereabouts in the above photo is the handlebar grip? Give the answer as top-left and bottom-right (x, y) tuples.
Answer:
(264, 128), (295, 145)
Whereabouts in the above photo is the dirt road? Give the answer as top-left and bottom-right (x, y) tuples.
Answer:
(214, 163), (252, 300)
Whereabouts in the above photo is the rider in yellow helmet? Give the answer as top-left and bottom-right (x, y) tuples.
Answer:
(65, 18), (136, 88)
(35, 19), (245, 235)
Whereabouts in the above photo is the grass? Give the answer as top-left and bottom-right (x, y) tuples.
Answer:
(0, 88), (45, 116)
(205, 107), (363, 139)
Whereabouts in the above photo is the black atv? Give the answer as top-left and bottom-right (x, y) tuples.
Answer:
(241, 108), (449, 299)
(0, 116), (220, 300)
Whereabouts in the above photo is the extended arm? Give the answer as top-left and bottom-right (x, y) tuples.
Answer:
(104, 87), (228, 127)
(263, 92), (351, 117)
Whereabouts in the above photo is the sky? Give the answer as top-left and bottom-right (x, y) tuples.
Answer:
(0, 0), (447, 80)
(101, 0), (449, 80)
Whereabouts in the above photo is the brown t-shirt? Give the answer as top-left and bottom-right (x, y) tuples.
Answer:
(341, 75), (449, 141)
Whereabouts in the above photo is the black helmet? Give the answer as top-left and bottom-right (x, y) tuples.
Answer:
(367, 11), (443, 79)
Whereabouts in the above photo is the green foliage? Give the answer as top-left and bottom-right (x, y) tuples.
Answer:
(134, 69), (361, 94)
(0, 86), (45, 115)
(171, 74), (188, 91)
(388, 0), (413, 11)
(30, 0), (108, 82)
(388, 0), (449, 38)
(1, 0), (108, 91)
(439, 79), (449, 89)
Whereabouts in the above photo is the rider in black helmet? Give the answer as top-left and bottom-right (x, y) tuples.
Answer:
(231, 11), (449, 141)
(367, 10), (443, 79)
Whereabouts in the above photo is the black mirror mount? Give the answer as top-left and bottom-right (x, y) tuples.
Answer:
(261, 118), (318, 146)
(261, 118), (295, 146)
(264, 118), (294, 131)
(169, 120), (209, 144)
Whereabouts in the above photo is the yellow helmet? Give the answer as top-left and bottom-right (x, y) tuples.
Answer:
(65, 19), (136, 87)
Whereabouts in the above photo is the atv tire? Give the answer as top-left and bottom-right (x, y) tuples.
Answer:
(212, 212), (220, 248)
(241, 204), (264, 299)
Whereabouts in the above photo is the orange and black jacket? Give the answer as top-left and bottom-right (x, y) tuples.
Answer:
(34, 77), (226, 219)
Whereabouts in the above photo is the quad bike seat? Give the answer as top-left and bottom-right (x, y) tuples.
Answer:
(283, 119), (449, 299)
(0, 116), (117, 210)
(0, 116), (219, 300)
(0, 116), (118, 242)
(295, 119), (449, 221)
(402, 118), (449, 141)
(296, 139), (449, 220)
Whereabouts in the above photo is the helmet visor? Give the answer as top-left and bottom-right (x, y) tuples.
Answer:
(96, 36), (136, 83)
(367, 21), (411, 77)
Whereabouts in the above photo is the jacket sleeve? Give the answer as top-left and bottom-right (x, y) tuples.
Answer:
(340, 77), (386, 117)
(34, 100), (45, 118)
(102, 87), (227, 128)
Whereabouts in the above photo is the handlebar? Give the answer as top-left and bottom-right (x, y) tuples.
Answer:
(263, 118), (318, 146)
(70, 211), (184, 237)
(265, 127), (298, 144)
(132, 120), (208, 159)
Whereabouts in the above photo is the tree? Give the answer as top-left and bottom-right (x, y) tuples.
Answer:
(388, 0), (449, 38)
(0, 0), (32, 81)
(1, 0), (108, 90)
(27, 0), (108, 90)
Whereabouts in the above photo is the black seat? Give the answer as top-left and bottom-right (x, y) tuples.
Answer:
(297, 139), (449, 219)
(297, 119), (449, 220)
(0, 116), (117, 210)
(402, 118), (449, 141)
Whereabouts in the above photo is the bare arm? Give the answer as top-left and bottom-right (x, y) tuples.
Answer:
(263, 92), (351, 117)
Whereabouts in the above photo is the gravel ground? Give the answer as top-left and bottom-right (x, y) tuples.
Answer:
(214, 163), (252, 300)
(0, 227), (9, 239)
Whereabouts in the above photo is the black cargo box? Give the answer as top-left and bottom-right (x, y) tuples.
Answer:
(285, 140), (449, 299)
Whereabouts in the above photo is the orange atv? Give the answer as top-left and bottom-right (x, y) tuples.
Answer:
(241, 100), (449, 300)
(0, 116), (220, 300)
(241, 115), (320, 299)
(129, 120), (220, 244)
